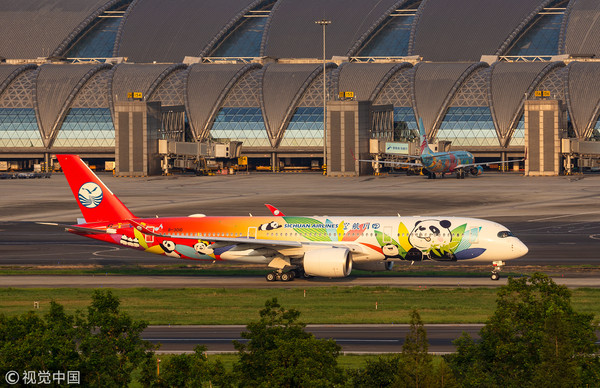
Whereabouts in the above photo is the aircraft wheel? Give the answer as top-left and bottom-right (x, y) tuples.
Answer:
(491, 273), (500, 281)
(266, 272), (277, 282)
(281, 272), (292, 282)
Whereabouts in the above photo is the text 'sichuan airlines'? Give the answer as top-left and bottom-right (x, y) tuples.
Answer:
(46, 155), (528, 281)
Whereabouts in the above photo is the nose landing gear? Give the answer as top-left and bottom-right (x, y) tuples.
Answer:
(491, 261), (505, 281)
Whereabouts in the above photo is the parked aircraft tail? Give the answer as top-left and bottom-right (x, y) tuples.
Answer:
(57, 155), (135, 223)
(417, 117), (433, 155)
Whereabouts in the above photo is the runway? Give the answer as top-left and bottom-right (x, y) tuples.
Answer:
(143, 324), (484, 354)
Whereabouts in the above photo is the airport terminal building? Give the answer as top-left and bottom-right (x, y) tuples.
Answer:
(1, 0), (600, 172)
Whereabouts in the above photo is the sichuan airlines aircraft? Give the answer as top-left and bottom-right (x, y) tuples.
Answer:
(366, 118), (524, 179)
(45, 155), (528, 281)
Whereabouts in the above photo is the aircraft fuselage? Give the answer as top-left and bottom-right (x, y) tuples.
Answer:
(420, 151), (474, 173)
(75, 215), (527, 265)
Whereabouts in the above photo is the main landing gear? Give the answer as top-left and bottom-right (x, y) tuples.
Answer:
(490, 261), (505, 281)
(266, 269), (304, 282)
(456, 169), (466, 179)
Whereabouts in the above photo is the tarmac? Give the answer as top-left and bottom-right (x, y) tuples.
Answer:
(1, 170), (599, 269)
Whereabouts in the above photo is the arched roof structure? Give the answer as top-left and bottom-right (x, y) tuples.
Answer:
(566, 62), (600, 139)
(412, 62), (481, 138)
(489, 61), (562, 146)
(0, 0), (111, 59)
(186, 63), (260, 140)
(262, 0), (400, 58)
(411, 0), (549, 61)
(337, 63), (405, 102)
(34, 63), (112, 147)
(260, 63), (334, 146)
(562, 0), (600, 58)
(0, 65), (38, 97)
(115, 0), (261, 63)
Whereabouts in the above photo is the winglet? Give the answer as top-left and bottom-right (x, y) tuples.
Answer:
(265, 204), (285, 216)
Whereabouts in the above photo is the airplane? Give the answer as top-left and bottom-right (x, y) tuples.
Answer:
(363, 118), (524, 179)
(41, 154), (528, 282)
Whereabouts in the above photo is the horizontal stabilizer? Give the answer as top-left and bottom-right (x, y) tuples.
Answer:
(36, 222), (110, 234)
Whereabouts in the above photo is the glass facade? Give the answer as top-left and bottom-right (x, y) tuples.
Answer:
(0, 108), (42, 147)
(357, 1), (420, 56)
(280, 107), (323, 147)
(437, 107), (498, 147)
(211, 17), (268, 57)
(506, 2), (568, 56)
(511, 115), (525, 146)
(211, 107), (269, 147)
(53, 108), (114, 147)
(65, 16), (121, 58)
(209, 0), (275, 58)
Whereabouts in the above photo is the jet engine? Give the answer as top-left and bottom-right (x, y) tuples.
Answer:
(353, 261), (394, 272)
(303, 248), (352, 278)
(470, 166), (484, 176)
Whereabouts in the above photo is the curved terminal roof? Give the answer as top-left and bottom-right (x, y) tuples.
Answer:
(489, 61), (559, 146)
(563, 0), (600, 58)
(566, 62), (600, 139)
(337, 63), (402, 102)
(0, 0), (110, 59)
(412, 62), (477, 137)
(110, 63), (174, 103)
(35, 64), (105, 146)
(260, 63), (327, 145)
(412, 0), (547, 61)
(116, 0), (259, 63)
(186, 63), (259, 140)
(263, 0), (400, 58)
(0, 65), (36, 96)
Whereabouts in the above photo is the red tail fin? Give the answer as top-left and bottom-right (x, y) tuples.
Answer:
(57, 155), (135, 223)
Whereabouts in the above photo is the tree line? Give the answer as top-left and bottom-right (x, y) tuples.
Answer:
(1, 273), (599, 387)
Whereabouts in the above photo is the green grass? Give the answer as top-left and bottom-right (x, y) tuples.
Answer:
(1, 286), (600, 324)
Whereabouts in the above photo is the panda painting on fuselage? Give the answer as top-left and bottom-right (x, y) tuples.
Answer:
(407, 219), (455, 261)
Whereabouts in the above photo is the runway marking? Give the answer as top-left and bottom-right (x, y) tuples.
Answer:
(92, 247), (123, 256)
(528, 211), (600, 222)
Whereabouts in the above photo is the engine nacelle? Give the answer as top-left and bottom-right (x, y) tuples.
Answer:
(353, 261), (394, 272)
(303, 248), (352, 278)
(470, 166), (483, 176)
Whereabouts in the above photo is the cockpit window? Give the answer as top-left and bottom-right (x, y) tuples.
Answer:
(497, 231), (513, 238)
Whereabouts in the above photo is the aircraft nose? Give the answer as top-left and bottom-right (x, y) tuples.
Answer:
(511, 239), (528, 258)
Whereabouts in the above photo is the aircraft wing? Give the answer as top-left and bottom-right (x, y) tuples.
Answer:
(456, 158), (525, 169)
(358, 159), (422, 167)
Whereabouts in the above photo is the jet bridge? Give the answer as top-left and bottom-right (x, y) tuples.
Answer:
(158, 140), (242, 175)
(562, 139), (600, 174)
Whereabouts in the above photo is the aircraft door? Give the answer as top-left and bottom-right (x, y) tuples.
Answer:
(247, 227), (257, 239)
(384, 226), (393, 242)
(145, 226), (155, 243)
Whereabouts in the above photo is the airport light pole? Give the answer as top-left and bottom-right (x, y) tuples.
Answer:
(315, 19), (331, 173)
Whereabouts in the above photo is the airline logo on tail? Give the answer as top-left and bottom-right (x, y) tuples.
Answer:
(78, 182), (103, 208)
